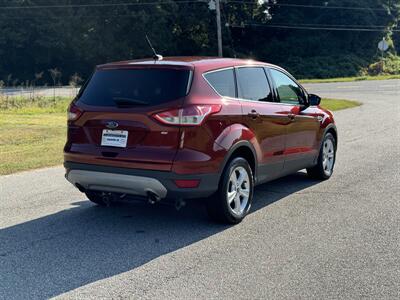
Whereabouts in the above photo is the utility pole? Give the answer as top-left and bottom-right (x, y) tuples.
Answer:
(215, 0), (223, 57)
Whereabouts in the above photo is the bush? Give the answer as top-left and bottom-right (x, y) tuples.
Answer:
(363, 54), (400, 76)
(282, 54), (369, 79)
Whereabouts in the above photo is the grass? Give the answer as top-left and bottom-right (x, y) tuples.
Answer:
(320, 98), (361, 111)
(300, 74), (400, 84)
(0, 96), (71, 175)
(0, 95), (71, 113)
(0, 113), (66, 175)
(0, 96), (361, 175)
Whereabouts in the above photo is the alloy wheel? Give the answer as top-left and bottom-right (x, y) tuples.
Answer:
(322, 138), (335, 176)
(226, 166), (250, 216)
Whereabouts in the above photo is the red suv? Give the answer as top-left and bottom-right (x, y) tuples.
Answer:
(64, 57), (337, 223)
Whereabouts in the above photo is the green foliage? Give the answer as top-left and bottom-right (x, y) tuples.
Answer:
(0, 0), (398, 82)
(362, 54), (400, 75)
(241, 0), (400, 78)
(281, 54), (369, 79)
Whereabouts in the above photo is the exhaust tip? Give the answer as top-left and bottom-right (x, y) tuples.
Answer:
(147, 191), (161, 205)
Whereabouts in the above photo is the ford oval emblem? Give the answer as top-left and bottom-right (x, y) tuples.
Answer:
(106, 121), (119, 129)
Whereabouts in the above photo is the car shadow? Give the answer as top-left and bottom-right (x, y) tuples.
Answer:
(0, 171), (320, 299)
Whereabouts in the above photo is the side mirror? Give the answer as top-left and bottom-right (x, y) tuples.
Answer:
(309, 94), (321, 106)
(298, 94), (310, 111)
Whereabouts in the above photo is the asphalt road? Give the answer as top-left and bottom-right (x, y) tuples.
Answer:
(1, 80), (399, 299)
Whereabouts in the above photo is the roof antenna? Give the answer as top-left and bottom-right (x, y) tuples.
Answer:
(145, 34), (163, 61)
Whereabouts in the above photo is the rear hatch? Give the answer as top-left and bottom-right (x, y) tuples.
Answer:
(65, 65), (192, 171)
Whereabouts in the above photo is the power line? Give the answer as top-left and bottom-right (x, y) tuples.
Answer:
(0, 12), (157, 19)
(1, 13), (397, 31)
(0, 0), (390, 11)
(0, 1), (204, 10)
(0, 0), (395, 31)
(230, 23), (400, 32)
(0, 12), (396, 31)
(227, 1), (388, 12)
(263, 22), (390, 29)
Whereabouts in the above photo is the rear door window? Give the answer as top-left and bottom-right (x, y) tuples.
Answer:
(78, 68), (190, 107)
(236, 67), (273, 102)
(204, 69), (236, 98)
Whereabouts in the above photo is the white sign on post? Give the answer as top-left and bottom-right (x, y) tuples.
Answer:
(378, 39), (389, 52)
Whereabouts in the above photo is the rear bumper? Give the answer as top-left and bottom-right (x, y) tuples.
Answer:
(64, 162), (219, 200)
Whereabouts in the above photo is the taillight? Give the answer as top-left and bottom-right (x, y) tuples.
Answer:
(67, 103), (82, 121)
(153, 104), (221, 126)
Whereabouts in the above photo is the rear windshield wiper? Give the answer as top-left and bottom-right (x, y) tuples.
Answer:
(113, 97), (149, 106)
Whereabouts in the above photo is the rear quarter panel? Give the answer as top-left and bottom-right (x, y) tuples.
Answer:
(172, 68), (262, 175)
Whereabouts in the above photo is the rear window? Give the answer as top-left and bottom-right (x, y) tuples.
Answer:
(77, 68), (190, 107)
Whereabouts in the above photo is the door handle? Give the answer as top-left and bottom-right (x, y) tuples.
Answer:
(288, 113), (296, 121)
(248, 110), (260, 119)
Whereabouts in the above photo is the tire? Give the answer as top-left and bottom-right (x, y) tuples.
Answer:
(85, 191), (107, 206)
(307, 132), (336, 180)
(206, 157), (254, 224)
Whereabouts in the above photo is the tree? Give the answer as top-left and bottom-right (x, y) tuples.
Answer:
(0, 0), (398, 82)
